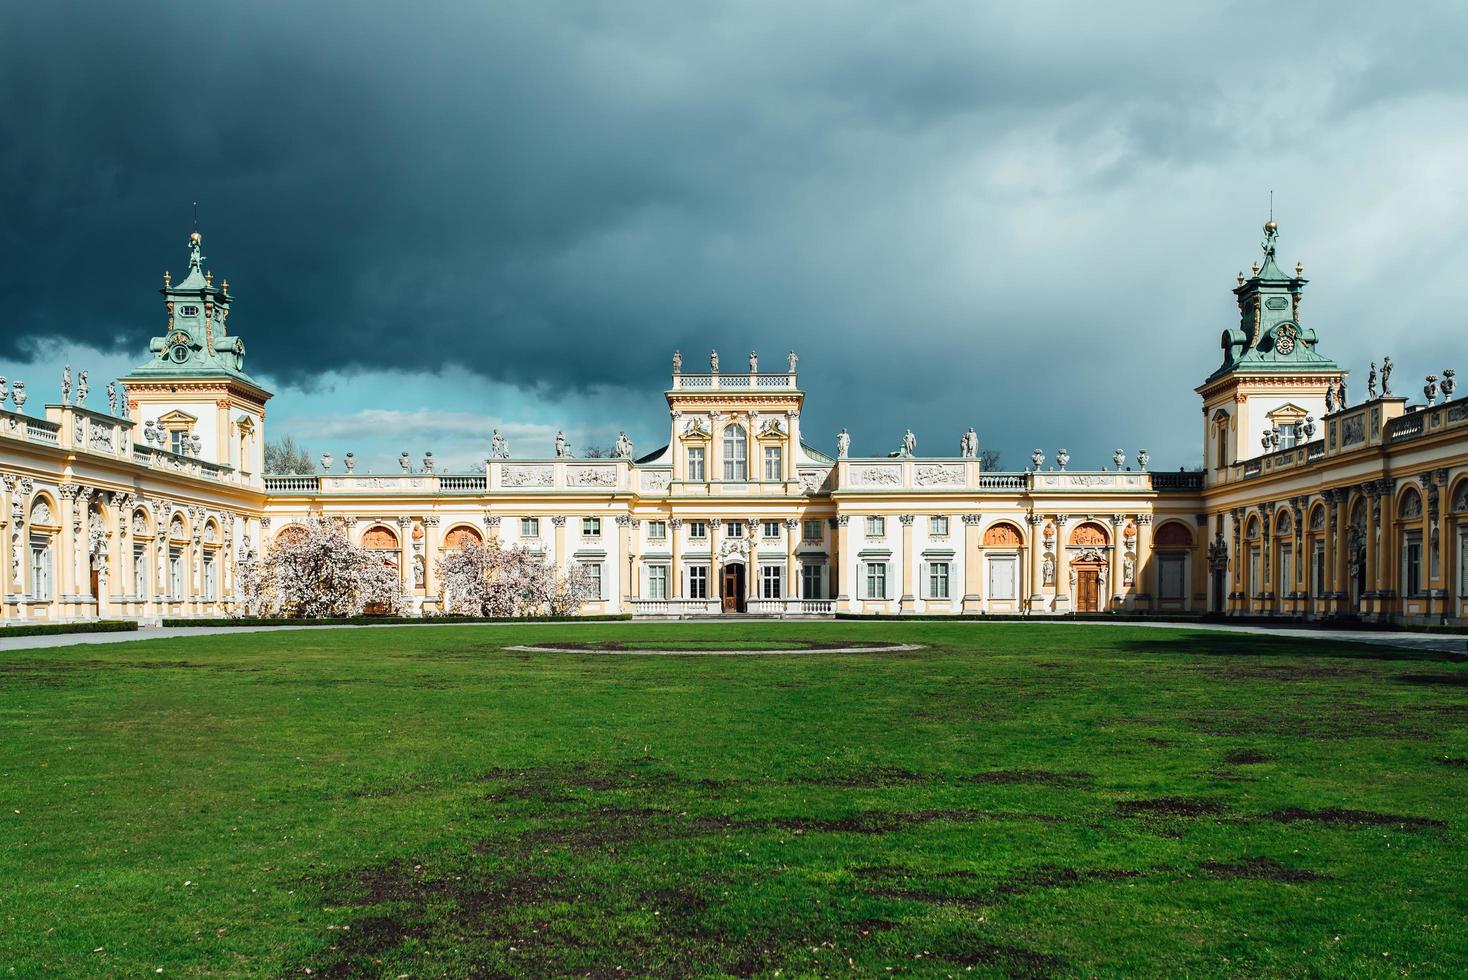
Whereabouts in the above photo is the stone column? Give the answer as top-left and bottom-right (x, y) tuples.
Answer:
(961, 513), (982, 613)
(1362, 484), (1380, 611)
(1134, 515), (1153, 611)
(835, 516), (851, 611)
(1430, 469), (1450, 617)
(670, 518), (683, 598)
(424, 516), (442, 604)
(1108, 515), (1126, 610)
(57, 484), (81, 610)
(0, 474), (13, 602)
(1374, 479), (1397, 616)
(396, 517), (414, 594)
(615, 515), (633, 607)
(1320, 490), (1336, 614)
(784, 519), (800, 602)
(899, 514), (915, 612)
(1229, 507), (1244, 613)
(1053, 515), (1071, 608)
(746, 516), (760, 606)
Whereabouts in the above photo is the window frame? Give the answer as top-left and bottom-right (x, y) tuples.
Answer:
(648, 520), (667, 540)
(688, 521), (708, 540)
(802, 519), (822, 543)
(722, 425), (748, 481)
(688, 564), (709, 599)
(686, 447), (705, 482)
(864, 561), (887, 600)
(760, 564), (782, 599)
(762, 520), (780, 539)
(763, 445), (783, 481)
(581, 516), (602, 537)
(929, 515), (949, 537)
(865, 516), (885, 538)
(520, 517), (540, 537)
(927, 560), (950, 600)
(646, 564), (669, 600)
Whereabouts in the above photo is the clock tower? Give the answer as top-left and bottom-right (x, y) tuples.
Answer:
(1196, 220), (1341, 482)
(121, 230), (272, 479)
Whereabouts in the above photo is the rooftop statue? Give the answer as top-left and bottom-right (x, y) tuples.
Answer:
(1056, 448), (1070, 470)
(671, 350), (682, 374)
(76, 370), (89, 407)
(1367, 362), (1378, 400)
(0, 376), (8, 410)
(107, 381), (118, 416)
(902, 428), (916, 458)
(836, 428), (850, 459)
(615, 431), (633, 459)
(11, 381), (24, 411)
(749, 350), (758, 373)
(787, 349), (798, 373)
(490, 428), (508, 459)
(1381, 356), (1393, 395)
(61, 364), (72, 405)
(555, 430), (568, 457)
(710, 349), (719, 372)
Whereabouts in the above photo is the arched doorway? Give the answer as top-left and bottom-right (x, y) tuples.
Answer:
(1071, 555), (1107, 611)
(721, 562), (746, 613)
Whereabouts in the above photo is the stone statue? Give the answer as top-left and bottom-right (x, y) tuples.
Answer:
(710, 349), (719, 372)
(959, 427), (978, 458)
(615, 431), (633, 459)
(107, 381), (118, 416)
(1367, 362), (1378, 400)
(787, 350), (798, 373)
(1424, 374), (1439, 406)
(1337, 377), (1347, 408)
(423, 452), (435, 473)
(11, 381), (25, 411)
(0, 376), (8, 410)
(749, 350), (758, 373)
(836, 428), (850, 459)
(1325, 383), (1335, 414)
(399, 451), (411, 472)
(672, 350), (682, 374)
(76, 370), (89, 407)
(1302, 415), (1316, 439)
(1042, 553), (1055, 586)
(1031, 448), (1045, 470)
(61, 364), (72, 405)
(555, 430), (568, 457)
(1055, 448), (1069, 470)
(1443, 368), (1457, 401)
(1261, 430), (1272, 451)
(344, 452), (356, 473)
(1137, 449), (1149, 470)
(1112, 448), (1126, 470)
(321, 452), (333, 472)
(1123, 557), (1135, 586)
(490, 428), (508, 459)
(1381, 356), (1393, 395)
(902, 429), (916, 457)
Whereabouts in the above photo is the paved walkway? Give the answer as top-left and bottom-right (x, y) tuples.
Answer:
(3, 618), (1465, 656)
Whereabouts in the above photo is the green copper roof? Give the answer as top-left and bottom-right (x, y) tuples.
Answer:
(1205, 221), (1338, 384)
(122, 231), (269, 393)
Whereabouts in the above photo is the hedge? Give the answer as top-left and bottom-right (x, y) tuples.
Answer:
(160, 614), (634, 628)
(0, 620), (140, 638)
(835, 612), (1207, 623)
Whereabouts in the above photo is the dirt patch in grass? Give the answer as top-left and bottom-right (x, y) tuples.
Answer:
(1440, 757), (1468, 768)
(932, 940), (1066, 977)
(1222, 749), (1275, 765)
(1187, 702), (1465, 741)
(966, 769), (1094, 788)
(795, 766), (929, 787)
(1198, 857), (1329, 882)
(1394, 671), (1468, 687)
(1115, 797), (1226, 819)
(993, 864), (1142, 895)
(1261, 807), (1447, 831)
(767, 809), (977, 834)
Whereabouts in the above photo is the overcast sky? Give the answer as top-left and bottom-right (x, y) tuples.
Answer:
(3, 2), (1466, 472)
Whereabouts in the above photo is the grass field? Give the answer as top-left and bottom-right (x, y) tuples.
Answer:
(2, 622), (1466, 977)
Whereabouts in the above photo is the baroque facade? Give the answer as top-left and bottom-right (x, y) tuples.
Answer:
(3, 222), (1467, 623)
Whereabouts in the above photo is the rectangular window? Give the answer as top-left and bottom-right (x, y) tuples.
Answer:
(760, 565), (782, 599)
(582, 517), (601, 537)
(762, 520), (780, 538)
(864, 562), (887, 600)
(802, 520), (822, 542)
(170, 429), (188, 455)
(29, 536), (52, 600)
(928, 561), (950, 600)
(1159, 555), (1186, 599)
(725, 521), (744, 538)
(647, 565), (668, 599)
(520, 517), (540, 537)
(801, 564), (823, 599)
(580, 561), (603, 600)
(134, 544), (148, 598)
(722, 427), (747, 481)
(1249, 547), (1261, 595)
(989, 556), (1016, 601)
(1313, 543), (1327, 596)
(648, 520), (667, 540)
(929, 516), (949, 536)
(203, 554), (217, 599)
(1460, 530), (1468, 599)
(1279, 546), (1293, 596)
(688, 521), (708, 539)
(169, 547), (185, 597)
(688, 565), (709, 599)
(763, 446), (783, 481)
(1278, 423), (1298, 449)
(1403, 534), (1423, 596)
(687, 447), (705, 481)
(865, 516), (885, 537)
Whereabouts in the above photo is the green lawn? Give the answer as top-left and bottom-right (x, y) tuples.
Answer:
(2, 622), (1465, 977)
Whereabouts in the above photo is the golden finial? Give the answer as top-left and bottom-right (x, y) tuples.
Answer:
(1264, 219), (1277, 234)
(163, 270), (171, 287)
(205, 270), (213, 285)
(1295, 262), (1303, 277)
(1251, 261), (1260, 275)
(221, 278), (229, 294)
(189, 230), (202, 246)
(1236, 270), (1244, 286)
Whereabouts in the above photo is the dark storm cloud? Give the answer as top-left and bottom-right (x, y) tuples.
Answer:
(3, 1), (1467, 467)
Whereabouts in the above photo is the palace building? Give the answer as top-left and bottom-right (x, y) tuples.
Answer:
(2, 222), (1467, 624)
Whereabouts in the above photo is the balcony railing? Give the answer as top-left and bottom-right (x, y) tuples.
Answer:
(27, 418), (60, 445)
(628, 598), (722, 617)
(440, 475), (488, 491)
(1150, 471), (1204, 491)
(977, 473), (1026, 490)
(671, 372), (798, 390)
(1386, 412), (1425, 443)
(263, 475), (321, 492)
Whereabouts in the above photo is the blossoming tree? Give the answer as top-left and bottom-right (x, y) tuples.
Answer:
(237, 518), (407, 618)
(440, 539), (597, 617)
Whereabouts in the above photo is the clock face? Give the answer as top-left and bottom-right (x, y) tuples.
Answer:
(169, 344), (190, 363)
(1275, 325), (1297, 355)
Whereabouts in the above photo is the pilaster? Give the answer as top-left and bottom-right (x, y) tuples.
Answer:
(898, 514), (914, 612)
(961, 513), (982, 612)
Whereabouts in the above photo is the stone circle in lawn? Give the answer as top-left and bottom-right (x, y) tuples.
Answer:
(503, 640), (924, 656)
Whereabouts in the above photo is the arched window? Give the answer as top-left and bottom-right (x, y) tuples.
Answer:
(722, 425), (747, 481)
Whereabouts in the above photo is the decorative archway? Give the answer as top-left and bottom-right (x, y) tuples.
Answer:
(1069, 549), (1108, 612)
(443, 524), (482, 550)
(983, 522), (1024, 547)
(1068, 521), (1108, 547)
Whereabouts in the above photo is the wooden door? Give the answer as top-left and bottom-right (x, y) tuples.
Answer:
(1076, 568), (1099, 612)
(89, 567), (100, 601)
(721, 564), (744, 612)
